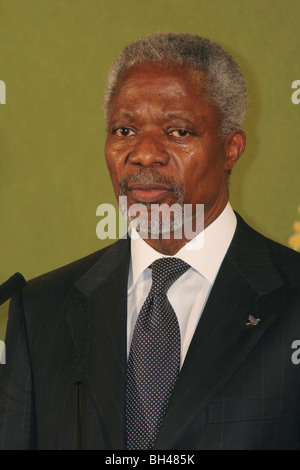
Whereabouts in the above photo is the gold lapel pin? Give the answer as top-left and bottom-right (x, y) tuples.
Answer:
(246, 315), (261, 326)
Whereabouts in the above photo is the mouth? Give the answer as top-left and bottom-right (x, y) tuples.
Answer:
(127, 182), (172, 203)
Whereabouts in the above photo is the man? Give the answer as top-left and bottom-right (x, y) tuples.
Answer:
(1, 32), (300, 450)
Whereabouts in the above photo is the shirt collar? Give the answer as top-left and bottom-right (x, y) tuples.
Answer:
(128, 202), (237, 289)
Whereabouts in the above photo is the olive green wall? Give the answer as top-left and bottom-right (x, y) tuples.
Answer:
(1, 0), (299, 338)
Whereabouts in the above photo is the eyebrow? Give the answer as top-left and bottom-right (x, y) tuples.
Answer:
(110, 111), (195, 124)
(109, 111), (137, 124)
(162, 113), (195, 126)
(108, 108), (202, 132)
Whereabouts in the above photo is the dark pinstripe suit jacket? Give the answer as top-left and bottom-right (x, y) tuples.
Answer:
(1, 213), (300, 449)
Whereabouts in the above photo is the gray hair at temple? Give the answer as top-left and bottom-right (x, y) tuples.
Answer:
(103, 32), (247, 139)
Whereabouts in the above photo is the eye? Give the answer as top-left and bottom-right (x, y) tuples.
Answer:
(169, 129), (191, 138)
(113, 127), (135, 137)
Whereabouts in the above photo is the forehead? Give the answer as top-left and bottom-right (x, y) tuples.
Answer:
(107, 62), (214, 119)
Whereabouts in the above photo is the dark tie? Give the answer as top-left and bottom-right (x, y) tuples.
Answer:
(126, 257), (190, 450)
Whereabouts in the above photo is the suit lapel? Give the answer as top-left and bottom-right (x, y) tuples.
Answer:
(153, 215), (285, 449)
(65, 238), (130, 449)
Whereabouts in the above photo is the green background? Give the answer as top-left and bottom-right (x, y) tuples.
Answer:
(1, 0), (300, 338)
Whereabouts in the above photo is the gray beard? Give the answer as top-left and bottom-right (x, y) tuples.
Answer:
(131, 202), (185, 238)
(119, 169), (185, 238)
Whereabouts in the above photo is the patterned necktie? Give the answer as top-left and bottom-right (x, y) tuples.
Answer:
(126, 257), (190, 450)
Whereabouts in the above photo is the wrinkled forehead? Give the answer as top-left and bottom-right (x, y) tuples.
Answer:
(120, 60), (209, 82)
(106, 62), (213, 117)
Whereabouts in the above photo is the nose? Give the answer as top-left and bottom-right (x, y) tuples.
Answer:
(127, 131), (170, 167)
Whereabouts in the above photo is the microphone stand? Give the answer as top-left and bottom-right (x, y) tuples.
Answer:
(75, 381), (83, 450)
(0, 273), (91, 449)
(72, 294), (90, 450)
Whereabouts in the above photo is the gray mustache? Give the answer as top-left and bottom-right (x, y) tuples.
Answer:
(120, 169), (184, 203)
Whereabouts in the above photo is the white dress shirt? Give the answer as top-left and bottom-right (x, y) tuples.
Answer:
(127, 202), (237, 367)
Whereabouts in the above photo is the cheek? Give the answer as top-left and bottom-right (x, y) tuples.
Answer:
(182, 151), (212, 181)
(182, 151), (224, 198)
(105, 146), (122, 191)
(105, 136), (128, 169)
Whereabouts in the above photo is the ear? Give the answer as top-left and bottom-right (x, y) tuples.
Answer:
(223, 130), (246, 171)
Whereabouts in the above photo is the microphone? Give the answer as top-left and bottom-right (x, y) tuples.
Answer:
(0, 272), (27, 306)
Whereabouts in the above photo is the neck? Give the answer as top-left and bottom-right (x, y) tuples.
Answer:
(141, 235), (190, 256)
(139, 200), (229, 255)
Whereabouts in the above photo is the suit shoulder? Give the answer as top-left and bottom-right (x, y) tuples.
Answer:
(23, 242), (117, 299)
(258, 229), (300, 285)
(236, 213), (300, 287)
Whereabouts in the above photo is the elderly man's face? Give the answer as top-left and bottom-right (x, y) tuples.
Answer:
(105, 62), (244, 238)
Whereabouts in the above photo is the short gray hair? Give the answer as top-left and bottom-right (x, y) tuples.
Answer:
(104, 32), (247, 138)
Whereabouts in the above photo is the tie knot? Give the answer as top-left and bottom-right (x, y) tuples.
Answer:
(150, 258), (190, 296)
